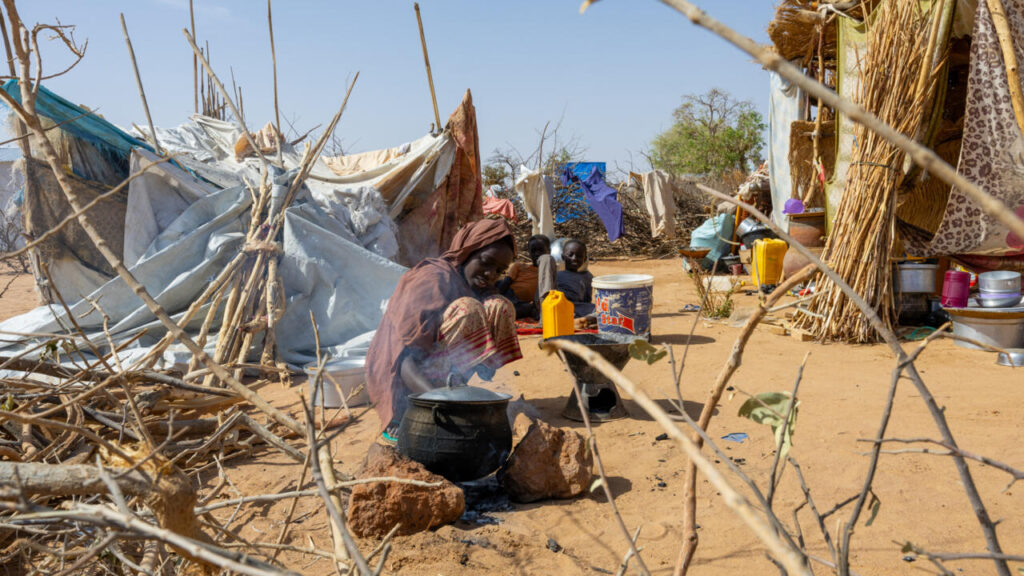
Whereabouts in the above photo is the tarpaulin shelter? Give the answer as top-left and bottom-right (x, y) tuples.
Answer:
(0, 85), (484, 370)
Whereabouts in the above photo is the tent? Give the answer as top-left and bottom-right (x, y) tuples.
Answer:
(0, 85), (484, 370)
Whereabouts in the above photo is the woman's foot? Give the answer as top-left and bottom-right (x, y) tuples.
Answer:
(380, 420), (400, 446)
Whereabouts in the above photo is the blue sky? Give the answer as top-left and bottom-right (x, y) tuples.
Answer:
(5, 1), (775, 176)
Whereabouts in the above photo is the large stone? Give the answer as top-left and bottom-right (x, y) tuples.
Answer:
(347, 444), (465, 538)
(501, 414), (594, 503)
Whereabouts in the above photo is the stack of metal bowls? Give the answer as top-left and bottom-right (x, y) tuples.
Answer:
(977, 271), (1022, 308)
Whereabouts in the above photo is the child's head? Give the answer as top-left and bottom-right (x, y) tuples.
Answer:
(562, 239), (586, 272)
(527, 234), (551, 266)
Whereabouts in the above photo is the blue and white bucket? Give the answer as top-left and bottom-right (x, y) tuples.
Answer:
(593, 274), (655, 340)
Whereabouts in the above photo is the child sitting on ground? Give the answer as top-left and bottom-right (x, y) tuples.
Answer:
(497, 234), (554, 319)
(556, 238), (596, 317)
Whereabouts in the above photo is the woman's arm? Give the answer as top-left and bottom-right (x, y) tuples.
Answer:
(400, 353), (434, 394)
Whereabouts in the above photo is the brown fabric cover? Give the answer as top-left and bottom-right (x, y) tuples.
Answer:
(394, 89), (484, 265)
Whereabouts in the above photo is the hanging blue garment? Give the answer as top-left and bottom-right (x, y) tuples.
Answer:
(562, 164), (624, 241)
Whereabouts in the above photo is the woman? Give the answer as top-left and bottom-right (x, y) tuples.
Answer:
(366, 219), (523, 441)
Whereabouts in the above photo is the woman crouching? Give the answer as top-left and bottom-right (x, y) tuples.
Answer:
(366, 219), (523, 442)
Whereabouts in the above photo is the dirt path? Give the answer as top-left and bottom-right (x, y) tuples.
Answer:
(3, 261), (1021, 575)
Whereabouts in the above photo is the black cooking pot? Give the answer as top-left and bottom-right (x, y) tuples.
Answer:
(395, 386), (512, 482)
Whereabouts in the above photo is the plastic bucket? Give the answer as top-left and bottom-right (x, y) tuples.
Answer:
(304, 357), (368, 408)
(593, 274), (654, 340)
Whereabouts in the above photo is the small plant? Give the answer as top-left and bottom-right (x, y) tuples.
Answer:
(689, 263), (737, 319)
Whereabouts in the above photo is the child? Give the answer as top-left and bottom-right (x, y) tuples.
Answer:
(556, 239), (595, 317)
(498, 235), (553, 319)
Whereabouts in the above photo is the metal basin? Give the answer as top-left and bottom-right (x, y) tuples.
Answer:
(944, 301), (1024, 350)
(997, 349), (1024, 367)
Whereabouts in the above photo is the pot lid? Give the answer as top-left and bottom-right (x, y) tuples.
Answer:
(413, 386), (512, 403)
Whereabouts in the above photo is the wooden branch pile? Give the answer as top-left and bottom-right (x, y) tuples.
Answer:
(0, 335), (319, 574)
(797, 0), (941, 343)
(505, 180), (708, 259)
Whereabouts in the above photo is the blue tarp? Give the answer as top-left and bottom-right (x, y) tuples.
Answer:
(561, 163), (624, 241)
(0, 79), (152, 178)
(554, 162), (605, 223)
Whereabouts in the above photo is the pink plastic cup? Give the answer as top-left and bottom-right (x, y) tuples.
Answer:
(941, 270), (970, 308)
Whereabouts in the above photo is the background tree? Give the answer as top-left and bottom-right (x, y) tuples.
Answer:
(651, 88), (765, 178)
(482, 163), (510, 189)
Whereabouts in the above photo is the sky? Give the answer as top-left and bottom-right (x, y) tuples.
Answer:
(4, 0), (776, 177)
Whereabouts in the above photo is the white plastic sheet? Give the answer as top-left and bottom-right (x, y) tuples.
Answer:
(767, 70), (807, 230)
(0, 157), (406, 370)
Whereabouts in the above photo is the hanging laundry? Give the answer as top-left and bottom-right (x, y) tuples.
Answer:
(638, 169), (676, 239)
(482, 195), (516, 220)
(562, 164), (624, 241)
(514, 165), (554, 238)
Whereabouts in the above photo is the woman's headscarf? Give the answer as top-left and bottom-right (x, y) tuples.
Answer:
(442, 218), (515, 265)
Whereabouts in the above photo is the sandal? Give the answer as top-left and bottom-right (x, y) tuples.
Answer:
(379, 421), (400, 446)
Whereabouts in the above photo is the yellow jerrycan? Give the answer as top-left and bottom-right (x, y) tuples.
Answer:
(751, 238), (788, 292)
(542, 290), (575, 339)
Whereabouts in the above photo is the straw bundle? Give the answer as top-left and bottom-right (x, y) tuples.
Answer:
(768, 0), (837, 63)
(798, 0), (943, 343)
(788, 119), (835, 208)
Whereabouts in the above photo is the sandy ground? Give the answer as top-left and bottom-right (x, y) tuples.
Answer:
(2, 261), (1022, 575)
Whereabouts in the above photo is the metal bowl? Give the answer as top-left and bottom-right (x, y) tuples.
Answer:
(977, 293), (1024, 308)
(978, 271), (1021, 292)
(996, 348), (1024, 367)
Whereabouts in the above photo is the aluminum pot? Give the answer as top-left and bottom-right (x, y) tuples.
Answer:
(736, 217), (774, 246)
(396, 386), (512, 482)
(895, 262), (937, 294)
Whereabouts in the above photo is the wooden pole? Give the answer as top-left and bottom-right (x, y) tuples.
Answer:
(268, 0), (282, 163)
(985, 0), (1024, 136)
(190, 0), (197, 114)
(120, 14), (163, 156)
(414, 3), (442, 134)
(0, 7), (49, 303)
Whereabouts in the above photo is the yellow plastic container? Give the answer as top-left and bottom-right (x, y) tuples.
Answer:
(751, 239), (788, 290)
(542, 290), (575, 339)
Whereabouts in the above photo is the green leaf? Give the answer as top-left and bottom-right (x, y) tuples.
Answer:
(865, 492), (882, 527)
(628, 339), (668, 365)
(901, 542), (915, 554)
(737, 392), (799, 460)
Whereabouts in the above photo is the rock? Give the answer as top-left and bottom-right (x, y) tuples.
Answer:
(507, 398), (541, 444)
(501, 416), (593, 503)
(347, 444), (465, 538)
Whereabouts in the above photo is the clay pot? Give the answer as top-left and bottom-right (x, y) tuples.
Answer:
(783, 246), (824, 279)
(787, 210), (827, 248)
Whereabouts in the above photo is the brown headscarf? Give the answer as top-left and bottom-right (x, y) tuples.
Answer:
(366, 218), (515, 430)
(442, 217), (516, 264)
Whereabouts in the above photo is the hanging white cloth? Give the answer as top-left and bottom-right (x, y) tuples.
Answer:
(639, 169), (676, 238)
(514, 165), (554, 238)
